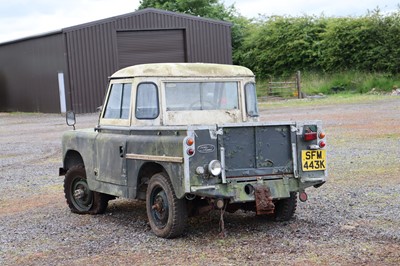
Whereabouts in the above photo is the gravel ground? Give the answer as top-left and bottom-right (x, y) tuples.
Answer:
(1, 96), (399, 265)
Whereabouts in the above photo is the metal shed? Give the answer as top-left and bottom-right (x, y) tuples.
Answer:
(0, 8), (232, 113)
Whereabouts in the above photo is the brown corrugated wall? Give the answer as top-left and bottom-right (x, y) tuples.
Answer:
(64, 9), (232, 113)
(0, 33), (68, 112)
(65, 23), (118, 113)
(0, 9), (232, 113)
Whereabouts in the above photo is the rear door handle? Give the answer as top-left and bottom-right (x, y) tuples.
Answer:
(119, 146), (124, 158)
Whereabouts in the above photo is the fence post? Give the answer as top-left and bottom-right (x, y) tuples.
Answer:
(296, 71), (301, 99)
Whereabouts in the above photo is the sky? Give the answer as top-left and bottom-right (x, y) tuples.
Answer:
(0, 0), (399, 43)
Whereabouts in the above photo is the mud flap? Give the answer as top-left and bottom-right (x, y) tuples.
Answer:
(254, 185), (275, 215)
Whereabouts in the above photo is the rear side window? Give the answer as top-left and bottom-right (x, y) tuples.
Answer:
(136, 83), (159, 119)
(245, 82), (259, 117)
(103, 83), (132, 119)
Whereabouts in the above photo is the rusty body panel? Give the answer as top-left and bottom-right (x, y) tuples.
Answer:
(60, 63), (327, 237)
(254, 185), (275, 215)
(61, 63), (327, 201)
(63, 126), (187, 199)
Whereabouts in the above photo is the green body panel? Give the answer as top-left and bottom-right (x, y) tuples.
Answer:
(60, 63), (327, 204)
(62, 122), (326, 202)
(62, 129), (98, 179)
(124, 130), (186, 198)
(62, 127), (187, 199)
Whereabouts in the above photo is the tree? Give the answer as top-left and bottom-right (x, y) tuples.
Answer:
(237, 15), (327, 78)
(138, 0), (233, 20)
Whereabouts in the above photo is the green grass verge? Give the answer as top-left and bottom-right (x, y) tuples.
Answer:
(302, 71), (400, 94)
(258, 94), (395, 109)
(256, 71), (400, 97)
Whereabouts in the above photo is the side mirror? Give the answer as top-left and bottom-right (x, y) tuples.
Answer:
(66, 111), (76, 130)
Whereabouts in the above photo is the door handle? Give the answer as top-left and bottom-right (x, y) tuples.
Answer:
(119, 146), (124, 158)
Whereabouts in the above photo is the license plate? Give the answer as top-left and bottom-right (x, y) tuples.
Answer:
(301, 150), (326, 171)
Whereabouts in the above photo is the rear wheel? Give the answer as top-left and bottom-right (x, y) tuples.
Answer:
(64, 165), (109, 214)
(146, 172), (187, 238)
(273, 192), (297, 221)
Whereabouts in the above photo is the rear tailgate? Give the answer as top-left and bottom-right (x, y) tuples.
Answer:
(218, 123), (296, 179)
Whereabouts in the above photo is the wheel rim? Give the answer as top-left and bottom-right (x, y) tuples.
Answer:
(71, 177), (93, 211)
(150, 186), (169, 228)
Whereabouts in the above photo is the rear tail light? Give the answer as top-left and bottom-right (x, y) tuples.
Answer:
(299, 191), (308, 202)
(304, 132), (317, 141)
(184, 136), (195, 156)
(304, 128), (326, 144)
(319, 141), (326, 148)
(186, 138), (194, 146)
(186, 148), (194, 156)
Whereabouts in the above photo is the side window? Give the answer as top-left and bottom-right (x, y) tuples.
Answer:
(136, 83), (159, 119)
(245, 82), (259, 117)
(103, 83), (132, 119)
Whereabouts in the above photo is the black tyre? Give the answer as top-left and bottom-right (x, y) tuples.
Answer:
(273, 192), (298, 221)
(64, 165), (108, 214)
(146, 172), (187, 238)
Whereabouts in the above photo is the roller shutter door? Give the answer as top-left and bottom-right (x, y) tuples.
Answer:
(117, 29), (186, 68)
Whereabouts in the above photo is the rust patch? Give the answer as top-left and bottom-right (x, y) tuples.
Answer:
(254, 185), (275, 215)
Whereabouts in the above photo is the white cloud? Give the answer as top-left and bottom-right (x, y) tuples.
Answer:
(225, 0), (399, 17)
(0, 0), (140, 43)
(0, 0), (399, 43)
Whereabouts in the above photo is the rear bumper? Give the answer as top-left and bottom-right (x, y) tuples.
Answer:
(190, 175), (326, 203)
(190, 178), (298, 203)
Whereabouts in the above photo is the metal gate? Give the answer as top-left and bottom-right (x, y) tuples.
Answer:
(267, 71), (302, 99)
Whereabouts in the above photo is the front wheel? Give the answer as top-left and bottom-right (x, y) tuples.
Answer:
(146, 172), (187, 238)
(64, 165), (109, 214)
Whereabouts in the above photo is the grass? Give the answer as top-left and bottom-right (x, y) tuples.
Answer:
(256, 71), (400, 98)
(302, 71), (400, 95)
(259, 93), (393, 109)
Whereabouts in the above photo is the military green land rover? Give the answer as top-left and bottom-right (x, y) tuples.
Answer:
(59, 63), (327, 238)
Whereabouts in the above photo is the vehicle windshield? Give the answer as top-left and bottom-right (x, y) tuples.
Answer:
(165, 82), (239, 111)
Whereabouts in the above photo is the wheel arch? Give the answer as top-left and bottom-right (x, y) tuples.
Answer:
(136, 161), (185, 199)
(136, 162), (166, 200)
(64, 150), (85, 170)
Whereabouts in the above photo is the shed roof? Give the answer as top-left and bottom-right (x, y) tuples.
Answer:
(110, 63), (254, 78)
(0, 8), (231, 46)
(64, 8), (232, 32)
